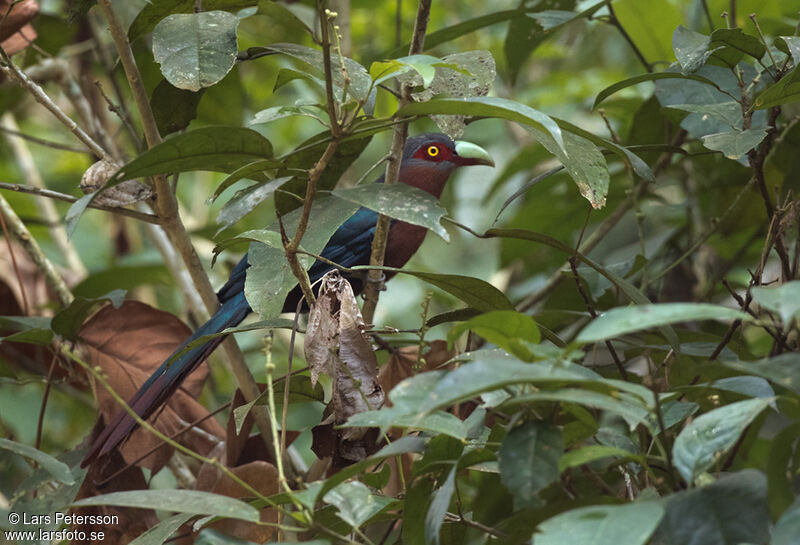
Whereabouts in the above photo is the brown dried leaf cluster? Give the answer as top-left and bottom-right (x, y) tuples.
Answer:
(306, 271), (385, 467)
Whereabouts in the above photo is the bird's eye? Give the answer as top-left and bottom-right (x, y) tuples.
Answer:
(426, 145), (440, 157)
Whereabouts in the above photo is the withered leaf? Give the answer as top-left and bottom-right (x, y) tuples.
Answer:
(79, 301), (225, 473)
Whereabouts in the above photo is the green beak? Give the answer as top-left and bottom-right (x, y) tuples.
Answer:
(453, 140), (495, 167)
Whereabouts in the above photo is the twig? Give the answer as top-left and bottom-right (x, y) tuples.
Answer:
(569, 256), (629, 380)
(0, 202), (29, 314)
(0, 193), (73, 307)
(362, 0), (432, 324)
(607, 3), (652, 72)
(0, 181), (160, 224)
(0, 125), (91, 153)
(34, 354), (58, 454)
(2, 112), (87, 277)
(0, 46), (113, 161)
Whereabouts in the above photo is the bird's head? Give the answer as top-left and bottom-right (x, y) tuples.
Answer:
(397, 133), (494, 198)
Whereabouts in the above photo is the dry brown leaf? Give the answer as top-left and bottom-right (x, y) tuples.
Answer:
(377, 340), (456, 403)
(70, 436), (159, 545)
(306, 271), (385, 468)
(0, 0), (37, 41)
(79, 301), (225, 473)
(187, 460), (279, 544)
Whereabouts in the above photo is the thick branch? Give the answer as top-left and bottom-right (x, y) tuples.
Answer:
(98, 0), (282, 467)
(361, 0), (432, 324)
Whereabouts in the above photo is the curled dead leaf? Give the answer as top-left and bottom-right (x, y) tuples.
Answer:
(80, 160), (153, 207)
(79, 301), (225, 473)
(306, 271), (385, 468)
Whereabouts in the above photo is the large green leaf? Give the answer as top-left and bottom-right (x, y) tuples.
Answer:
(536, 502), (664, 545)
(613, 0), (682, 64)
(425, 466), (456, 545)
(447, 310), (540, 361)
(323, 481), (394, 529)
(152, 11), (239, 92)
(499, 421), (562, 508)
(127, 514), (194, 545)
(594, 72), (727, 109)
(672, 398), (770, 483)
(722, 353), (800, 395)
(72, 490), (259, 522)
(150, 79), (205, 136)
(701, 128), (767, 160)
(398, 96), (565, 155)
(244, 196), (360, 318)
(0, 438), (75, 485)
(653, 470), (769, 545)
(128, 0), (257, 41)
(331, 183), (450, 241)
(672, 25), (711, 73)
(576, 303), (750, 344)
(350, 266), (514, 311)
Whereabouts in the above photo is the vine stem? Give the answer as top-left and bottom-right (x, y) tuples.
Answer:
(97, 0), (283, 468)
(361, 0), (433, 325)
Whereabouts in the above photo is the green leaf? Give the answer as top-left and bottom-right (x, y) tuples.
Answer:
(119, 126), (273, 182)
(594, 72), (727, 109)
(128, 513), (194, 545)
(244, 196), (360, 318)
(52, 289), (126, 340)
(448, 310), (540, 360)
(0, 438), (75, 484)
(398, 96), (565, 155)
(576, 303), (751, 344)
(0, 316), (53, 345)
(332, 183), (450, 241)
(701, 128), (767, 160)
(314, 436), (427, 504)
(754, 65), (800, 109)
(248, 104), (325, 126)
(150, 79), (205, 136)
(128, 0), (257, 41)
(536, 502), (664, 545)
(499, 421), (562, 508)
(211, 158), (284, 202)
(722, 353), (800, 396)
(425, 466), (456, 545)
(72, 490), (259, 522)
(672, 25), (711, 73)
(653, 470), (769, 545)
(766, 422), (800, 520)
(750, 280), (800, 326)
(323, 481), (394, 529)
(344, 409), (471, 440)
(402, 476), (435, 545)
(152, 11), (239, 92)
(350, 266), (513, 311)
(216, 176), (291, 231)
(672, 398), (770, 483)
(776, 36), (800, 64)
(773, 496), (800, 545)
(559, 444), (644, 472)
(245, 43), (372, 102)
(710, 28), (766, 60)
(527, 126), (609, 209)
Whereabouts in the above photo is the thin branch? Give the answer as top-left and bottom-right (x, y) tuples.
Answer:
(0, 125), (91, 153)
(0, 46), (113, 161)
(0, 193), (73, 307)
(362, 0), (432, 324)
(2, 112), (87, 278)
(607, 3), (652, 72)
(0, 181), (160, 224)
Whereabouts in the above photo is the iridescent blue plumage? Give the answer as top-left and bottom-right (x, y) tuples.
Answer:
(83, 133), (492, 465)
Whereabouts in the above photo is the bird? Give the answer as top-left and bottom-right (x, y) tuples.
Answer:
(82, 133), (494, 466)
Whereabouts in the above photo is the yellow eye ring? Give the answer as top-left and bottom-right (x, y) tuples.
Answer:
(426, 145), (440, 157)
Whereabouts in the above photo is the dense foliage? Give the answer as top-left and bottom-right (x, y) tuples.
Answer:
(1, 0), (800, 544)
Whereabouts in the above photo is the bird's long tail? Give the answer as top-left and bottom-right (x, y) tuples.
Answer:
(82, 290), (251, 466)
